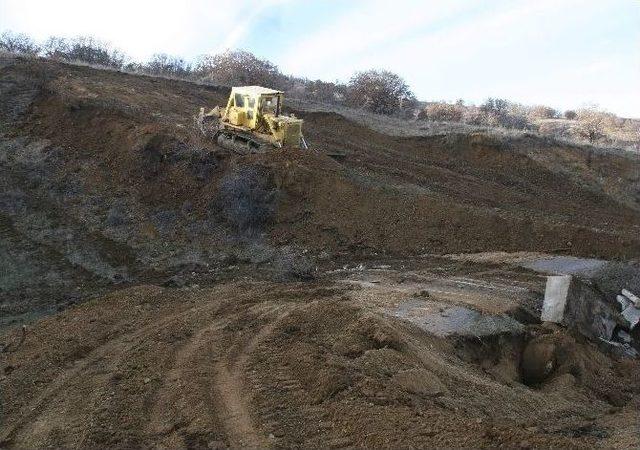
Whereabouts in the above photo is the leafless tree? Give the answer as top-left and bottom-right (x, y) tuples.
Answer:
(419, 102), (464, 122)
(575, 107), (610, 143)
(479, 98), (531, 130)
(528, 105), (558, 120)
(144, 53), (192, 78)
(287, 77), (347, 104)
(43, 36), (125, 68)
(196, 50), (284, 88)
(346, 69), (415, 115)
(0, 31), (40, 55)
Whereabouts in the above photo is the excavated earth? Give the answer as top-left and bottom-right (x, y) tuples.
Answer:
(1, 54), (640, 448)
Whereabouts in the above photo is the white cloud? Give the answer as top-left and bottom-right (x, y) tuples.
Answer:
(0, 0), (291, 61)
(276, 0), (640, 116)
(279, 0), (471, 78)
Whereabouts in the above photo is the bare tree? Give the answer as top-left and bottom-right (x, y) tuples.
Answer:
(43, 36), (126, 68)
(575, 107), (612, 143)
(479, 98), (531, 130)
(196, 50), (284, 88)
(419, 102), (464, 122)
(0, 31), (40, 55)
(347, 69), (415, 115)
(528, 105), (558, 120)
(286, 77), (347, 104)
(144, 53), (192, 78)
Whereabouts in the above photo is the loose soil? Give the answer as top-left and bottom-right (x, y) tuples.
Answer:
(1, 54), (639, 448)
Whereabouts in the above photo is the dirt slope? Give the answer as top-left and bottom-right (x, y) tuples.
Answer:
(1, 55), (640, 449)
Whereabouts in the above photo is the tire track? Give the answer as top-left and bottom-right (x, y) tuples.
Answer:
(213, 308), (287, 449)
(0, 298), (218, 446)
(146, 303), (291, 449)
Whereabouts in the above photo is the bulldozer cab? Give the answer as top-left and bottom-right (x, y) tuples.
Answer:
(225, 86), (283, 130)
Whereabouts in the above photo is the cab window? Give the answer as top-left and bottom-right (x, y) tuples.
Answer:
(262, 96), (276, 113)
(234, 93), (245, 107)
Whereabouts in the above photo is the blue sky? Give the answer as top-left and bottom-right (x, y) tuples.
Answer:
(1, 0), (639, 117)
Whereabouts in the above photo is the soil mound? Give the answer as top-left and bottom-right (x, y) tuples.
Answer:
(2, 283), (638, 448)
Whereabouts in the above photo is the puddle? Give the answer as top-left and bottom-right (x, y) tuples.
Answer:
(387, 298), (524, 338)
(519, 256), (606, 276)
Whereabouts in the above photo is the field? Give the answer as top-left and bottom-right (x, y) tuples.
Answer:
(1, 54), (639, 448)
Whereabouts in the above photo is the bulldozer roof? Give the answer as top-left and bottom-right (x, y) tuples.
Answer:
(232, 86), (284, 96)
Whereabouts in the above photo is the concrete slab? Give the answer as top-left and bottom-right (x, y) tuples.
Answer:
(541, 275), (572, 323)
(617, 294), (633, 310)
(622, 289), (640, 307)
(621, 305), (640, 330)
(388, 298), (524, 338)
(519, 256), (607, 276)
(541, 275), (617, 341)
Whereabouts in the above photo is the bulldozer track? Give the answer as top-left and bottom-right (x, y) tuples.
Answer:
(0, 302), (209, 446)
(1, 290), (293, 449)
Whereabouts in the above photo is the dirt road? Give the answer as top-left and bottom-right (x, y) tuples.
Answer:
(2, 263), (639, 449)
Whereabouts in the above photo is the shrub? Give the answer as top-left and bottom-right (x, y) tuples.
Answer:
(477, 98), (532, 130)
(273, 247), (316, 281)
(0, 31), (40, 55)
(528, 105), (558, 120)
(43, 36), (126, 68)
(346, 69), (415, 115)
(196, 50), (284, 88)
(564, 110), (577, 120)
(575, 107), (614, 143)
(217, 166), (277, 234)
(143, 53), (192, 78)
(419, 102), (464, 122)
(289, 78), (347, 104)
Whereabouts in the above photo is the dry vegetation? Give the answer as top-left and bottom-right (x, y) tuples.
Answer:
(2, 30), (637, 151)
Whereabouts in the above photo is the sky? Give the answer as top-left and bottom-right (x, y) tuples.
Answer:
(1, 0), (639, 117)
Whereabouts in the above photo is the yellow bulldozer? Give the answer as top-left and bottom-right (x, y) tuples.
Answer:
(197, 86), (309, 154)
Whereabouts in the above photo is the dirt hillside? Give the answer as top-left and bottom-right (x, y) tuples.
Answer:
(1, 54), (639, 449)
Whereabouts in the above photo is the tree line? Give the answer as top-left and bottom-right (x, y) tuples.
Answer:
(1, 30), (637, 149)
(0, 31), (415, 116)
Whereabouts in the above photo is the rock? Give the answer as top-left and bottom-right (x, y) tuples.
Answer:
(521, 337), (556, 385)
(392, 368), (448, 397)
(541, 275), (617, 341)
(621, 289), (640, 307)
(616, 329), (632, 344)
(617, 294), (632, 310)
(621, 305), (640, 330)
(598, 338), (639, 358)
(143, 377), (151, 384)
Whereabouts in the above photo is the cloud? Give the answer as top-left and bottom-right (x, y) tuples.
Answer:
(279, 0), (472, 78)
(276, 0), (640, 116)
(215, 0), (294, 53)
(0, 0), (292, 61)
